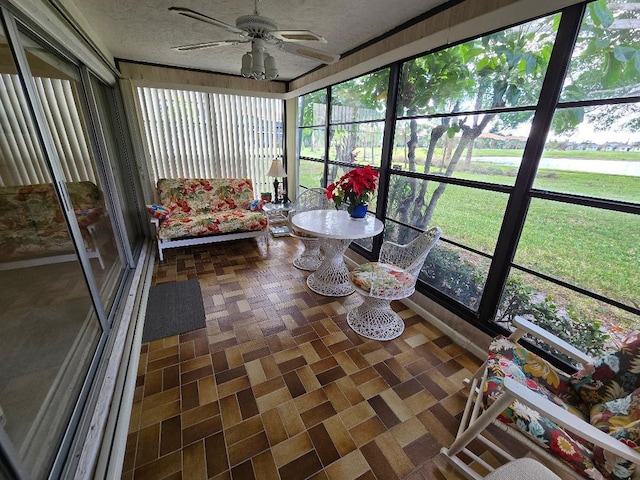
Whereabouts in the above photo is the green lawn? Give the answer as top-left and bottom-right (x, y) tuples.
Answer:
(300, 147), (640, 162)
(429, 183), (638, 306)
(470, 148), (640, 161)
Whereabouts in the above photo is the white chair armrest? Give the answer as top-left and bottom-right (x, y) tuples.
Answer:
(504, 377), (640, 465)
(511, 316), (595, 366)
(150, 217), (159, 231)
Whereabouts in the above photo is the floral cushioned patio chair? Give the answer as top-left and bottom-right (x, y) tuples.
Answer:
(346, 227), (441, 341)
(441, 316), (640, 480)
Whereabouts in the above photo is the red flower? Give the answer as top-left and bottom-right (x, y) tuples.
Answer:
(326, 165), (379, 214)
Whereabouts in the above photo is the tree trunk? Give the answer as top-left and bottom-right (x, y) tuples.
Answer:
(409, 123), (447, 228)
(463, 141), (474, 168)
(397, 118), (419, 226)
(420, 113), (495, 227)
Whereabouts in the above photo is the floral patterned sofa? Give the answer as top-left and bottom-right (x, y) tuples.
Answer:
(151, 178), (268, 261)
(0, 181), (105, 269)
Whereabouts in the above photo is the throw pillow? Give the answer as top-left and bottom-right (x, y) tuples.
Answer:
(590, 387), (640, 480)
(571, 335), (640, 408)
(146, 204), (172, 220)
(249, 199), (266, 211)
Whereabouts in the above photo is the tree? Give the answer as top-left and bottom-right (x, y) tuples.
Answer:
(394, 46), (470, 229)
(552, 0), (640, 136)
(391, 18), (556, 237)
(327, 70), (389, 183)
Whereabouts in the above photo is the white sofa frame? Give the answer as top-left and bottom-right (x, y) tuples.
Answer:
(150, 218), (268, 261)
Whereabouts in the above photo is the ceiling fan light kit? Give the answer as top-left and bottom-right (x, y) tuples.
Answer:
(241, 38), (278, 80)
(169, 0), (339, 81)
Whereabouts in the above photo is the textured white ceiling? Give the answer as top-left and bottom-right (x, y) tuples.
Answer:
(71, 0), (450, 80)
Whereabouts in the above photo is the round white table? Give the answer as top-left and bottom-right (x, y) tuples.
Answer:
(291, 210), (384, 296)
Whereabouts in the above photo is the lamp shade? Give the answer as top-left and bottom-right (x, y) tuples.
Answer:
(267, 158), (287, 177)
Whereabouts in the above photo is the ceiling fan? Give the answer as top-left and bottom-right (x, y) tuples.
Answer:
(169, 0), (340, 80)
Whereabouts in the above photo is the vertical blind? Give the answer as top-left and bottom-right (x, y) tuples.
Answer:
(136, 87), (284, 196)
(0, 74), (96, 186)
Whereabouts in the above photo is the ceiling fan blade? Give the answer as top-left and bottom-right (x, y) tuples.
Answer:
(171, 40), (248, 52)
(270, 30), (327, 43)
(279, 42), (340, 64)
(169, 7), (245, 35)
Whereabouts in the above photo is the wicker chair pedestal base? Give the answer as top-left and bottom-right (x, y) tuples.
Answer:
(293, 239), (323, 271)
(347, 297), (404, 341)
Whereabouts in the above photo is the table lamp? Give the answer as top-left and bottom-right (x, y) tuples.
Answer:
(266, 158), (287, 204)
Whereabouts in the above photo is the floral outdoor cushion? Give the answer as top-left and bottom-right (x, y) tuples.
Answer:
(571, 333), (640, 480)
(157, 178), (256, 213)
(350, 262), (415, 297)
(571, 333), (640, 408)
(484, 337), (602, 478)
(290, 224), (315, 238)
(157, 210), (267, 241)
(67, 181), (102, 211)
(589, 388), (640, 480)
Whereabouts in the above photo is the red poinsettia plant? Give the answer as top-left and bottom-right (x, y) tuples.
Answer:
(326, 165), (379, 214)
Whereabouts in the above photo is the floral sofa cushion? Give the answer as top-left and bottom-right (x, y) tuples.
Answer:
(589, 388), (640, 480)
(158, 178), (255, 213)
(0, 181), (103, 262)
(483, 337), (603, 478)
(157, 210), (267, 241)
(155, 178), (267, 241)
(350, 262), (414, 297)
(571, 334), (640, 408)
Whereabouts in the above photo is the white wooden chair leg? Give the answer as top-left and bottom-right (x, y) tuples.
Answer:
(444, 390), (514, 458)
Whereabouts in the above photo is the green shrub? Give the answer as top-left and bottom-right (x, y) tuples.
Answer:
(423, 247), (484, 310)
(424, 246), (609, 359)
(495, 276), (610, 359)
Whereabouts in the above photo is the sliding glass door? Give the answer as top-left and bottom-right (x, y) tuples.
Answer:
(0, 23), (104, 478)
(0, 9), (143, 478)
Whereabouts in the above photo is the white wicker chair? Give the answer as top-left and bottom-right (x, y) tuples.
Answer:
(288, 188), (331, 271)
(346, 227), (441, 341)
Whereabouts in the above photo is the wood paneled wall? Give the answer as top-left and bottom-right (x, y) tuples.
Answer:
(117, 62), (287, 97)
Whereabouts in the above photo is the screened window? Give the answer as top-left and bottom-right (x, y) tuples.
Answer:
(392, 113), (535, 186)
(328, 70), (390, 170)
(537, 100), (640, 204)
(389, 12), (559, 310)
(294, 2), (640, 356)
(491, 0), (640, 348)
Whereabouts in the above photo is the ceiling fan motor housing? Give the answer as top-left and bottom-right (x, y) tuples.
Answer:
(236, 15), (278, 38)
